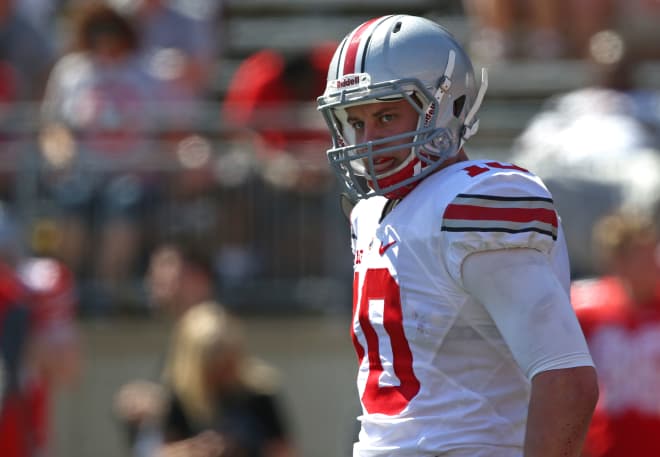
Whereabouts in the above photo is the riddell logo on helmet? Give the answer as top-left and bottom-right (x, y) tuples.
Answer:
(337, 76), (360, 87)
(329, 73), (370, 91)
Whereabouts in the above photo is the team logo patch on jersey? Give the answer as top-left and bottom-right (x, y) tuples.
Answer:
(441, 193), (558, 239)
(379, 240), (397, 255)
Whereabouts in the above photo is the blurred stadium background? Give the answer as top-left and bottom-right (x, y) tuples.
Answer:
(2, 0), (660, 456)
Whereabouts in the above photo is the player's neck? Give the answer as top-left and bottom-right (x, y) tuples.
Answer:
(450, 148), (469, 165)
(432, 148), (470, 174)
(380, 149), (470, 220)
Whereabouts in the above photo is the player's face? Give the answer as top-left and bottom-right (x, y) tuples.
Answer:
(345, 99), (419, 175)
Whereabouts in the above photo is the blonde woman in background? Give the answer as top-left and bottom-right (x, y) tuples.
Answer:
(159, 302), (297, 457)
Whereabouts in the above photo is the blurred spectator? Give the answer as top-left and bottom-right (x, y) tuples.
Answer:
(0, 0), (56, 203)
(0, 261), (33, 457)
(154, 171), (264, 294)
(563, 0), (615, 60)
(39, 2), (162, 313)
(616, 0), (660, 60)
(510, 41), (660, 278)
(16, 256), (82, 456)
(145, 239), (218, 318)
(151, 133), (237, 289)
(221, 45), (336, 284)
(571, 210), (660, 457)
(463, 0), (660, 61)
(0, 0), (54, 101)
(0, 202), (81, 457)
(463, 0), (566, 61)
(0, 201), (22, 264)
(568, 0), (660, 61)
(15, 0), (63, 41)
(104, 0), (229, 286)
(159, 302), (297, 457)
(114, 239), (220, 456)
(222, 44), (335, 193)
(112, 0), (223, 127)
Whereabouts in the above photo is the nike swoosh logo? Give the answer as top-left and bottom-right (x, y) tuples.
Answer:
(379, 240), (397, 256)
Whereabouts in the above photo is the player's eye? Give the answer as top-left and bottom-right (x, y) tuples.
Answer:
(380, 113), (395, 124)
(349, 120), (364, 130)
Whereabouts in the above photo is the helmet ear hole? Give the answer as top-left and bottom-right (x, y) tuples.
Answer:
(453, 95), (466, 117)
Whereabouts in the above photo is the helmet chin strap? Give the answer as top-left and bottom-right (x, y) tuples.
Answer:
(460, 68), (489, 148)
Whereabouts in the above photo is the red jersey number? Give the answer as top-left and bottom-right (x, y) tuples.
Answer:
(352, 269), (420, 415)
(463, 161), (529, 177)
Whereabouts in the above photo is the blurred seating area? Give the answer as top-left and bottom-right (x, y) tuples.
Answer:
(2, 2), (660, 457)
(1, 0), (660, 320)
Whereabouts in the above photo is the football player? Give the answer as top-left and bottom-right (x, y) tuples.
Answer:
(317, 14), (599, 457)
(572, 211), (660, 457)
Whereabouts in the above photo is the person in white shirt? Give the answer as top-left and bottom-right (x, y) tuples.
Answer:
(316, 14), (598, 457)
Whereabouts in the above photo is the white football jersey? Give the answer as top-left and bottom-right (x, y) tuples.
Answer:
(349, 159), (571, 457)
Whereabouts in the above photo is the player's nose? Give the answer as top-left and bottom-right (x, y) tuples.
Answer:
(359, 121), (385, 144)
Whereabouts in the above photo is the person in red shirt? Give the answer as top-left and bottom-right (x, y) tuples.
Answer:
(221, 43), (336, 192)
(0, 255), (81, 457)
(572, 210), (660, 457)
(0, 260), (33, 457)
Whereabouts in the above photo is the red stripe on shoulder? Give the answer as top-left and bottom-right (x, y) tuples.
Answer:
(444, 204), (558, 228)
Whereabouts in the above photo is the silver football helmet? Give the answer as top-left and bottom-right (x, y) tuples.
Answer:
(317, 14), (488, 200)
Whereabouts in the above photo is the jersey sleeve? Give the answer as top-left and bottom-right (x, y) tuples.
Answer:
(441, 170), (559, 286)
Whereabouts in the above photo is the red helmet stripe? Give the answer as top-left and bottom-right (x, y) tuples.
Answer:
(342, 17), (383, 76)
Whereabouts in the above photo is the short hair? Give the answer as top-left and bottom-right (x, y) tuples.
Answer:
(72, 2), (139, 53)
